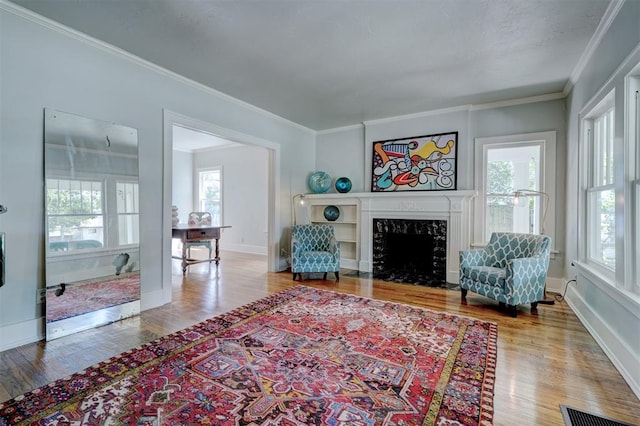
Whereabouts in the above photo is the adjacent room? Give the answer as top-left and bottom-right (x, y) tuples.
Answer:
(0, 0), (639, 424)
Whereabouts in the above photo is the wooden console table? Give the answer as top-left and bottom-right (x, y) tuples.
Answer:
(172, 225), (231, 274)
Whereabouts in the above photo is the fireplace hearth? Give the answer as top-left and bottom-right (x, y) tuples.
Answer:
(372, 218), (447, 287)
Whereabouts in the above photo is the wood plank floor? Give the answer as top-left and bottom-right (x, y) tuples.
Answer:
(1, 251), (639, 425)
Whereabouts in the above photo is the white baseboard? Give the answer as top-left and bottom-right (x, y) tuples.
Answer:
(566, 286), (640, 399)
(0, 290), (166, 353)
(546, 276), (566, 295)
(447, 270), (460, 284)
(140, 288), (170, 311)
(0, 317), (45, 352)
(223, 243), (267, 255)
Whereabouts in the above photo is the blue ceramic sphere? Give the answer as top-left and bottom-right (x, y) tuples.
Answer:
(308, 171), (331, 194)
(335, 176), (352, 193)
(323, 205), (340, 221)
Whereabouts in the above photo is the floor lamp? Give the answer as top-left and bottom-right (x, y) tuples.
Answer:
(291, 193), (305, 227)
(513, 189), (554, 305)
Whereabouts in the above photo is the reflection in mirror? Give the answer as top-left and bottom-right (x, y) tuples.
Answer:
(44, 109), (140, 340)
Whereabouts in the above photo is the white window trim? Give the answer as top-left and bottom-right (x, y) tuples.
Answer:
(579, 90), (616, 278)
(47, 174), (139, 256)
(473, 131), (557, 250)
(114, 179), (140, 247)
(625, 66), (640, 294)
(195, 166), (223, 226)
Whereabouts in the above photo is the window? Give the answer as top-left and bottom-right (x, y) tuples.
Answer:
(46, 178), (104, 251)
(486, 145), (542, 235)
(116, 181), (139, 245)
(46, 177), (139, 253)
(583, 93), (615, 271)
(198, 167), (222, 226)
(628, 72), (640, 293)
(474, 132), (556, 245)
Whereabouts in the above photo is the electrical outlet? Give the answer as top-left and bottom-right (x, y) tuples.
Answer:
(37, 288), (46, 304)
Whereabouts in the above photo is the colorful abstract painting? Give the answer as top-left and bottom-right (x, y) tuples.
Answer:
(371, 132), (458, 192)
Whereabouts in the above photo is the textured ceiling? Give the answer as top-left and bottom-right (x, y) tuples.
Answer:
(11, 0), (611, 131)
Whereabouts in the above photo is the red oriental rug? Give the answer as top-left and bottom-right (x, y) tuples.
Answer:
(0, 286), (497, 425)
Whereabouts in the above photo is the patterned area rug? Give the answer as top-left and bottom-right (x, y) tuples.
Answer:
(1, 286), (497, 425)
(46, 272), (140, 322)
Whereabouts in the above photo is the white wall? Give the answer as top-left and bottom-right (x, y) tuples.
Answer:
(564, 0), (640, 398)
(171, 150), (193, 224)
(0, 4), (314, 351)
(192, 145), (269, 254)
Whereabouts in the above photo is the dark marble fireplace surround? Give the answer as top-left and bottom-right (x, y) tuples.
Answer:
(372, 218), (447, 287)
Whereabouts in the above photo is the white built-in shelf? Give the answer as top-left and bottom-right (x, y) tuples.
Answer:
(305, 194), (359, 270)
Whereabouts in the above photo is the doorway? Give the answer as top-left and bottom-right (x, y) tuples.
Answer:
(162, 111), (280, 303)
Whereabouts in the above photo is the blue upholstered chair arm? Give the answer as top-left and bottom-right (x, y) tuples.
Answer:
(330, 236), (340, 259)
(506, 257), (547, 281)
(503, 256), (548, 296)
(291, 235), (305, 255)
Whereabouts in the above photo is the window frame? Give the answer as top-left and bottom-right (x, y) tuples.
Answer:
(196, 166), (223, 226)
(115, 180), (140, 247)
(473, 131), (557, 248)
(580, 90), (616, 276)
(46, 175), (139, 256)
(46, 177), (105, 253)
(626, 68), (640, 294)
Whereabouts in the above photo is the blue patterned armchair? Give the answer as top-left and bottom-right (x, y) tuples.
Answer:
(291, 224), (340, 281)
(460, 232), (551, 317)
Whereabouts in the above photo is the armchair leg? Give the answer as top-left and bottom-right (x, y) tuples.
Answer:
(335, 271), (339, 281)
(292, 272), (298, 281)
(460, 288), (467, 304)
(508, 305), (518, 318)
(323, 272), (327, 280)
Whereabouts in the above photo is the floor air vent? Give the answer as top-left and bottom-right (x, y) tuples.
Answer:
(560, 405), (636, 426)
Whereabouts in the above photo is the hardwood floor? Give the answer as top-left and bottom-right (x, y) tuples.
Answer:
(1, 251), (638, 425)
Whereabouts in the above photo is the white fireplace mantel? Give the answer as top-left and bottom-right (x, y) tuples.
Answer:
(304, 190), (477, 283)
(356, 190), (477, 283)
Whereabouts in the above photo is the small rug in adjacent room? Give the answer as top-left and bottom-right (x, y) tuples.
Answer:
(1, 285), (497, 425)
(560, 404), (636, 426)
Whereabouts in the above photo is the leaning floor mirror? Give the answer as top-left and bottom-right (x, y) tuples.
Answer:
(44, 109), (140, 340)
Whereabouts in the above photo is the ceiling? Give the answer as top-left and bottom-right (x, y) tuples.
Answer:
(11, 0), (611, 131)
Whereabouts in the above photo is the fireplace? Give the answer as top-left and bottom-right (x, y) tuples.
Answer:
(372, 219), (447, 287)
(306, 190), (476, 284)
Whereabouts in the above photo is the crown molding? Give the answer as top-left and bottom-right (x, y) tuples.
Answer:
(356, 92), (565, 130)
(563, 0), (625, 96)
(362, 105), (472, 127)
(0, 0), (315, 136)
(469, 92), (565, 111)
(316, 123), (364, 136)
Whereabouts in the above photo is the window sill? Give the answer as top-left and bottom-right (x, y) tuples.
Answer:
(573, 261), (640, 318)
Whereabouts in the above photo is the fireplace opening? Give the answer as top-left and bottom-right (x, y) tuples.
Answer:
(372, 218), (447, 287)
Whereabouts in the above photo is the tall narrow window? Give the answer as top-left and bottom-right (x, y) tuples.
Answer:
(474, 132), (555, 246)
(116, 181), (139, 245)
(46, 178), (104, 252)
(485, 145), (542, 236)
(628, 73), (640, 293)
(585, 103), (615, 269)
(198, 167), (222, 226)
